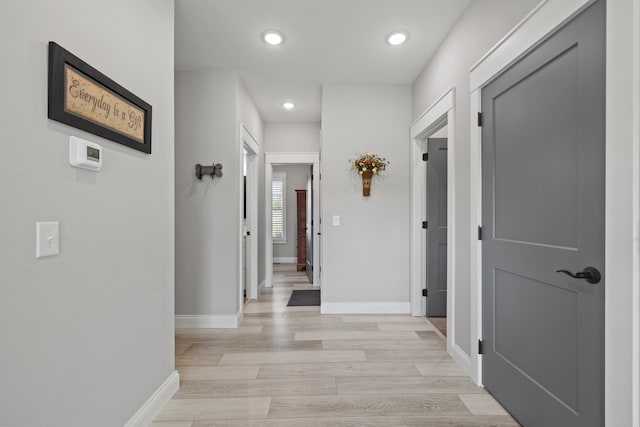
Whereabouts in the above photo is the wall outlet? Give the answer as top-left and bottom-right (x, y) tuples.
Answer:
(332, 215), (340, 226)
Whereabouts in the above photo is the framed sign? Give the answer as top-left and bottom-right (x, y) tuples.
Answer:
(48, 42), (152, 154)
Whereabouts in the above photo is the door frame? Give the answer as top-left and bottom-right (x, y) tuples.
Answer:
(264, 152), (321, 289)
(239, 124), (259, 310)
(469, 1), (640, 425)
(410, 87), (456, 361)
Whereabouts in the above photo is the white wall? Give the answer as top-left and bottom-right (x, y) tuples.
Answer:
(264, 122), (321, 152)
(321, 85), (411, 311)
(273, 165), (311, 259)
(175, 70), (238, 316)
(411, 0), (539, 354)
(0, 1), (175, 426)
(175, 71), (262, 317)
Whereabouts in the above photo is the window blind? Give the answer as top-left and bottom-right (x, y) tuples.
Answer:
(272, 175), (286, 240)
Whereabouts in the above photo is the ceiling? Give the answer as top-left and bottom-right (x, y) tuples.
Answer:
(175, 0), (472, 122)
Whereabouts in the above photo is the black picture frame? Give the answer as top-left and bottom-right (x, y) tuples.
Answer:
(48, 42), (152, 154)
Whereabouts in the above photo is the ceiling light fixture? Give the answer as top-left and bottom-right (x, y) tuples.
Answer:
(262, 30), (284, 46)
(386, 31), (409, 46)
(282, 102), (295, 110)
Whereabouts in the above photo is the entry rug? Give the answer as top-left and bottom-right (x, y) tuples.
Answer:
(287, 290), (320, 306)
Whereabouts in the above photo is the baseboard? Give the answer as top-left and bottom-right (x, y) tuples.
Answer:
(124, 370), (179, 427)
(451, 342), (473, 379)
(175, 314), (239, 328)
(321, 302), (410, 314)
(273, 257), (297, 263)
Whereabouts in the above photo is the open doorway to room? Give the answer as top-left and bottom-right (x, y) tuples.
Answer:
(265, 152), (320, 307)
(424, 124), (448, 336)
(239, 125), (259, 312)
(410, 88), (456, 362)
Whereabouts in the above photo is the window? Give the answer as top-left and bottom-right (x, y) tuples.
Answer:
(272, 172), (286, 243)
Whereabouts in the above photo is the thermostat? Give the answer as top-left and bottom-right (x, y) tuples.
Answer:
(69, 136), (102, 171)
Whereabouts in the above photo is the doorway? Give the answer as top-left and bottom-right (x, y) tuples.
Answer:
(410, 88), (456, 362)
(239, 124), (259, 311)
(265, 152), (321, 291)
(479, 2), (605, 425)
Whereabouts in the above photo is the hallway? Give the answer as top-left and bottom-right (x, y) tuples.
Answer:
(153, 265), (517, 426)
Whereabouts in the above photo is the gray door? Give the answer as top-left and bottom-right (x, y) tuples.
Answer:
(305, 172), (313, 283)
(481, 1), (604, 426)
(426, 138), (447, 316)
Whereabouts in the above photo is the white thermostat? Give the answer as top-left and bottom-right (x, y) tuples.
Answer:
(69, 136), (102, 171)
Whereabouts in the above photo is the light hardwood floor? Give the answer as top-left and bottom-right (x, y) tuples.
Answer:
(154, 264), (519, 426)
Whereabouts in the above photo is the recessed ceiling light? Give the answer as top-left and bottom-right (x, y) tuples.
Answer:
(282, 102), (295, 110)
(386, 31), (409, 46)
(262, 30), (284, 45)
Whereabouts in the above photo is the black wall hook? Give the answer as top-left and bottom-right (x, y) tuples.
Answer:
(195, 163), (223, 180)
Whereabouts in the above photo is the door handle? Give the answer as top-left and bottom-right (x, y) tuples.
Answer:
(556, 266), (601, 284)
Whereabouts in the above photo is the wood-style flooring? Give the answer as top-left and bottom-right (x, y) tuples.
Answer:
(154, 264), (519, 426)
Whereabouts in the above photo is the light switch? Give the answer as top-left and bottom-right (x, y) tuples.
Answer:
(36, 222), (59, 258)
(332, 215), (340, 226)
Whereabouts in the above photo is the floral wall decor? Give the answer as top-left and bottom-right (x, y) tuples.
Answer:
(350, 152), (390, 196)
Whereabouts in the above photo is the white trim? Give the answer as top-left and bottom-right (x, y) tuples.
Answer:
(321, 302), (410, 314)
(451, 342), (473, 379)
(123, 371), (179, 427)
(264, 152), (321, 290)
(241, 124), (259, 153)
(175, 314), (240, 328)
(258, 279), (267, 293)
(469, 0), (594, 92)
(409, 87), (456, 365)
(469, 88), (483, 385)
(273, 257), (297, 263)
(410, 89), (455, 137)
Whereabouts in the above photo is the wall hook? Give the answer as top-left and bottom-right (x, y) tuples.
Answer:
(195, 163), (223, 180)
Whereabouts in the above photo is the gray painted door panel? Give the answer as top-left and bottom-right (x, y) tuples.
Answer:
(426, 138), (447, 316)
(481, 1), (604, 426)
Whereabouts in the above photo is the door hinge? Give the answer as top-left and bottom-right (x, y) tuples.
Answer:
(477, 226), (483, 240)
(422, 153), (429, 161)
(478, 340), (485, 355)
(422, 221), (428, 229)
(477, 112), (484, 127)
(422, 288), (428, 297)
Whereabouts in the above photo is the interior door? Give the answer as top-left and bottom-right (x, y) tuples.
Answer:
(481, 1), (604, 426)
(306, 171), (313, 283)
(426, 138), (447, 316)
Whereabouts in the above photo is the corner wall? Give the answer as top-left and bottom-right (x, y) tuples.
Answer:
(0, 1), (176, 426)
(175, 71), (263, 319)
(411, 0), (540, 354)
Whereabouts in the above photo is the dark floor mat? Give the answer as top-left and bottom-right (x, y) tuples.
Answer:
(287, 290), (320, 306)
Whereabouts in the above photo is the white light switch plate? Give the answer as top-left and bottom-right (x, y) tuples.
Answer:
(36, 222), (59, 258)
(332, 215), (340, 226)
